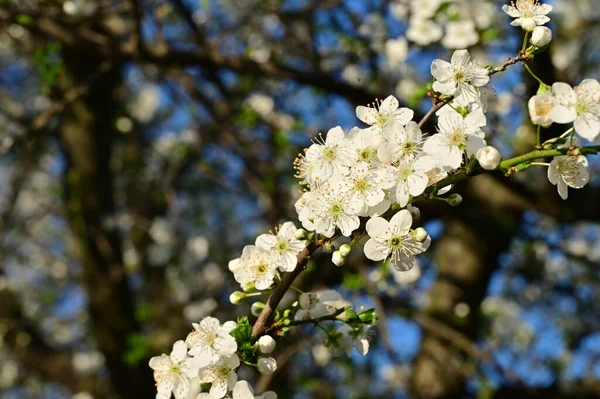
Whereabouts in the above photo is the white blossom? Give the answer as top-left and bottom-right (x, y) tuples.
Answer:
(309, 184), (361, 237)
(232, 245), (278, 290)
(550, 80), (600, 140)
(337, 324), (372, 356)
(379, 155), (435, 207)
(431, 50), (489, 103)
(502, 0), (553, 30)
(378, 121), (424, 163)
(406, 17), (443, 46)
(149, 341), (202, 399)
(548, 148), (589, 200)
(303, 126), (357, 181)
(335, 162), (386, 215)
(255, 222), (306, 272)
(356, 95), (414, 131)
(528, 92), (556, 127)
(295, 291), (342, 321)
(199, 354), (240, 399)
(185, 317), (237, 366)
(363, 210), (431, 271)
(442, 20), (479, 49)
(423, 111), (487, 169)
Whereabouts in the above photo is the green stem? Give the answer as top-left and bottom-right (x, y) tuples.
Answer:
(522, 32), (530, 52)
(536, 125), (541, 148)
(524, 63), (545, 85)
(289, 286), (304, 295)
(499, 146), (600, 170)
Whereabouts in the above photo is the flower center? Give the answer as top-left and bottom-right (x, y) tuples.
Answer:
(255, 263), (268, 274)
(388, 235), (404, 249)
(276, 240), (289, 253)
(449, 130), (465, 146)
(359, 148), (375, 162)
(324, 147), (337, 161)
(353, 177), (370, 193)
(536, 98), (553, 116)
(329, 201), (344, 216)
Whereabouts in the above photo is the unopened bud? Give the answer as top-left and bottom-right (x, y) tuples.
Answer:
(257, 335), (276, 354)
(241, 282), (255, 293)
(251, 302), (265, 317)
(531, 26), (552, 47)
(413, 227), (429, 243)
(407, 204), (420, 220)
(447, 194), (463, 207)
(257, 357), (278, 375)
(229, 291), (246, 305)
(521, 18), (536, 32)
(339, 244), (352, 257)
(294, 228), (308, 240)
(476, 146), (502, 170)
(332, 251), (345, 266)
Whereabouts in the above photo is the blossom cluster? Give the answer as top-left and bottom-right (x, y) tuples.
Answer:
(294, 49), (490, 271)
(149, 316), (279, 399)
(149, 3), (600, 398)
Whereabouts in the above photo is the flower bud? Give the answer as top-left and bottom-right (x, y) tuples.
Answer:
(447, 194), (463, 207)
(257, 335), (276, 354)
(339, 244), (352, 257)
(531, 26), (552, 47)
(332, 251), (345, 266)
(251, 302), (265, 317)
(521, 18), (536, 32)
(413, 227), (429, 243)
(241, 282), (255, 293)
(407, 204), (420, 220)
(476, 146), (502, 170)
(229, 291), (246, 305)
(294, 228), (308, 240)
(261, 392), (278, 399)
(257, 357), (278, 375)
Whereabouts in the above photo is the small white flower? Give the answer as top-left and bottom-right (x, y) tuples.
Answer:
(476, 146), (502, 170)
(233, 245), (278, 290)
(528, 92), (556, 127)
(255, 222), (306, 272)
(310, 184), (361, 237)
(227, 381), (277, 399)
(502, 0), (553, 30)
(531, 26), (552, 47)
(335, 162), (386, 215)
(332, 250), (345, 267)
(550, 80), (600, 141)
(379, 155), (435, 207)
(548, 152), (589, 200)
(431, 50), (489, 103)
(199, 354), (240, 399)
(149, 341), (202, 399)
(442, 20), (479, 49)
(378, 121), (424, 163)
(257, 336), (276, 354)
(303, 126), (357, 181)
(185, 317), (238, 367)
(363, 210), (431, 271)
(356, 95), (414, 131)
(406, 17), (443, 46)
(385, 37), (409, 66)
(257, 357), (278, 375)
(410, 0), (442, 19)
(337, 324), (372, 356)
(423, 112), (487, 169)
(349, 127), (384, 167)
(295, 290), (342, 321)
